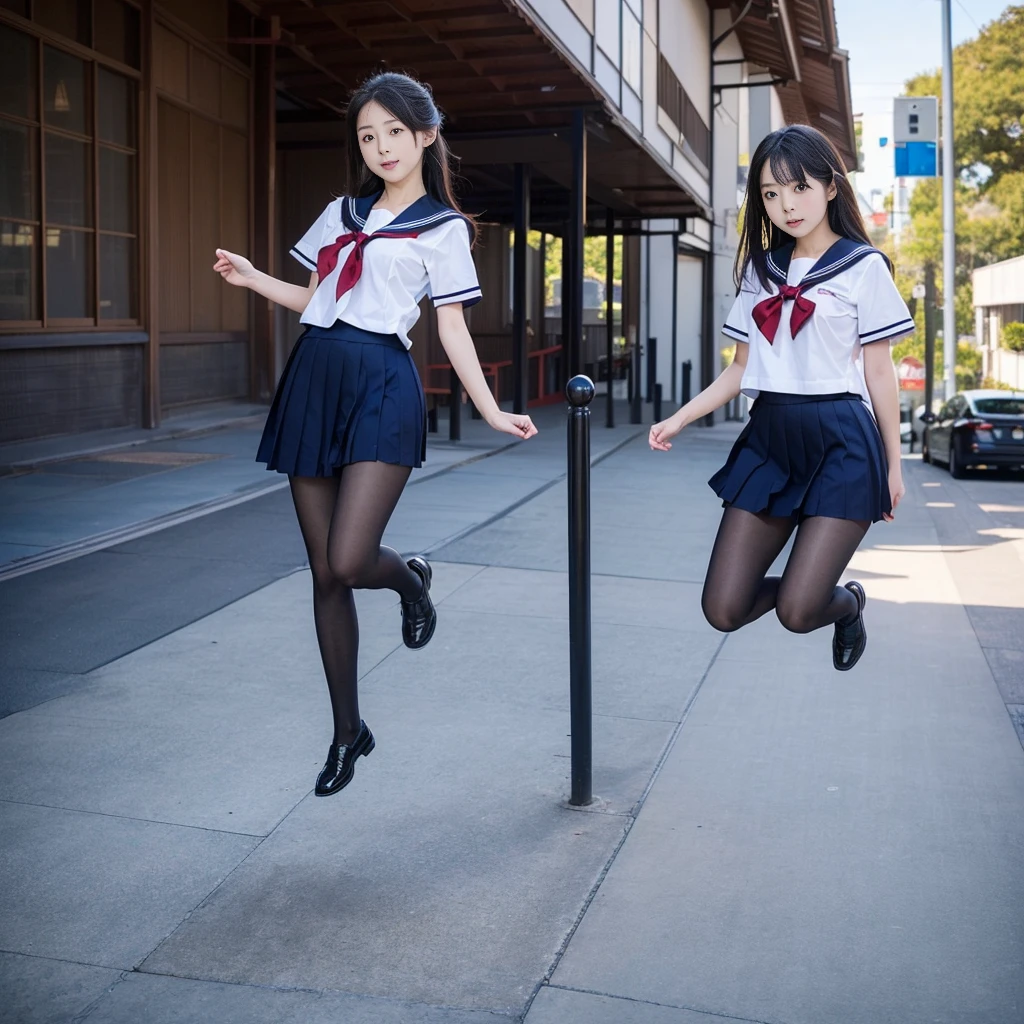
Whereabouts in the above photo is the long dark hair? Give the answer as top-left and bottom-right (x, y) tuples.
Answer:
(345, 72), (477, 246)
(735, 124), (870, 290)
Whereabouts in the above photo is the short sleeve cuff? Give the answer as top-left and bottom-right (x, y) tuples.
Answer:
(859, 318), (916, 344)
(432, 286), (482, 309)
(722, 323), (749, 343)
(290, 246), (317, 272)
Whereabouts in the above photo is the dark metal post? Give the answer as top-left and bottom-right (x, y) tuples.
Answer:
(682, 359), (692, 405)
(566, 373), (594, 807)
(561, 224), (570, 361)
(646, 336), (657, 402)
(630, 342), (642, 424)
(654, 383), (663, 422)
(700, 249), (715, 426)
(568, 109), (587, 377)
(670, 231), (679, 403)
(448, 365), (461, 442)
(605, 207), (615, 428)
(924, 262), (936, 415)
(513, 163), (531, 414)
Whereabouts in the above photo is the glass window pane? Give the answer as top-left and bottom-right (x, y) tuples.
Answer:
(99, 232), (135, 319)
(0, 122), (38, 221)
(94, 0), (141, 69)
(98, 68), (137, 147)
(0, 24), (37, 120)
(99, 147), (135, 233)
(45, 226), (92, 318)
(0, 221), (38, 320)
(36, 0), (90, 46)
(45, 132), (92, 226)
(44, 46), (89, 136)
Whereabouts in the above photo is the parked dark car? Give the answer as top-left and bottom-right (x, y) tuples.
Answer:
(922, 390), (1024, 478)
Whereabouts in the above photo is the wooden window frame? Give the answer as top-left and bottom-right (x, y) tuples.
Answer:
(0, 4), (142, 331)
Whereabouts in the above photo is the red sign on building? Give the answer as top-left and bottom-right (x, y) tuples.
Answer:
(897, 355), (925, 391)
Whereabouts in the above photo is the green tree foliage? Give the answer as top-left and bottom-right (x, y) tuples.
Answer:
(904, 6), (1024, 186)
(1003, 322), (1024, 352)
(898, 6), (1024, 344)
(517, 232), (623, 307)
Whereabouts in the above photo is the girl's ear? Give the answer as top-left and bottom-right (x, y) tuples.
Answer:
(422, 127), (438, 148)
(827, 175), (838, 202)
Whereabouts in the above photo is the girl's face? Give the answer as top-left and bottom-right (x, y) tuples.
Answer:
(355, 99), (436, 186)
(759, 162), (837, 239)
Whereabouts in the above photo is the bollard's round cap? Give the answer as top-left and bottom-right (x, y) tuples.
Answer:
(565, 374), (595, 407)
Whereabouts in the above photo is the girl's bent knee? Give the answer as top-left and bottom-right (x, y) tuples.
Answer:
(701, 597), (744, 633)
(775, 601), (817, 634)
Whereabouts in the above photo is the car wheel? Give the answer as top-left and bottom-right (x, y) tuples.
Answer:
(949, 443), (966, 479)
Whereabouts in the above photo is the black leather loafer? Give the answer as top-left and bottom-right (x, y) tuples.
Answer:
(314, 721), (375, 797)
(833, 581), (867, 671)
(401, 556), (436, 649)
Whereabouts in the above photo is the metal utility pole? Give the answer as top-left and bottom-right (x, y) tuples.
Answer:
(941, 0), (956, 399)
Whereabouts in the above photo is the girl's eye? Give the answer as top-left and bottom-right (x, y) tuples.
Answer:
(390, 127), (403, 135)
(764, 191), (777, 200)
(361, 134), (374, 144)
(795, 183), (808, 192)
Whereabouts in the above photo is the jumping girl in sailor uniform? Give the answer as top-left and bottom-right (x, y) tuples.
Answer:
(650, 124), (913, 670)
(213, 73), (537, 796)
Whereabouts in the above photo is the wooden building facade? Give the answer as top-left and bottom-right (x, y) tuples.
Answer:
(0, 0), (854, 444)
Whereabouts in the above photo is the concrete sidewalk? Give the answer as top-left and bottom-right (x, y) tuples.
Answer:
(1, 415), (1022, 1024)
(0, 399), (567, 580)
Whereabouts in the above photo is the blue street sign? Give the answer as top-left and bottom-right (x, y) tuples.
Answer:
(894, 140), (937, 177)
(879, 137), (888, 147)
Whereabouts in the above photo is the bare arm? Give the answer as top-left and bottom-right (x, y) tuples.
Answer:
(863, 340), (905, 520)
(213, 249), (317, 315)
(649, 343), (749, 450)
(435, 303), (537, 439)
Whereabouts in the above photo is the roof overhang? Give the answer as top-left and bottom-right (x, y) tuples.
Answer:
(251, 0), (709, 222)
(711, 0), (857, 169)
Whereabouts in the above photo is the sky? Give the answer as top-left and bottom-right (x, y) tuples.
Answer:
(833, 0), (1011, 199)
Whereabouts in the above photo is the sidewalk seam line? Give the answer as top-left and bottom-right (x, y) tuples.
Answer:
(124, 966), (517, 1018)
(542, 983), (785, 1024)
(423, 428), (646, 559)
(0, 797), (267, 839)
(520, 631), (729, 1020)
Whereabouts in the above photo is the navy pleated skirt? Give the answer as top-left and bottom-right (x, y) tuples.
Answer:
(256, 320), (426, 476)
(708, 391), (890, 522)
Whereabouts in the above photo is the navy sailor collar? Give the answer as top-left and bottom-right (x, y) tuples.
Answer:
(764, 237), (891, 291)
(341, 191), (469, 235)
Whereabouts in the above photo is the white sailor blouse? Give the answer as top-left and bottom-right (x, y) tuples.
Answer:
(722, 238), (915, 402)
(290, 192), (482, 349)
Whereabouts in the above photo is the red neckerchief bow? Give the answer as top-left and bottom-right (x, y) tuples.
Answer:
(751, 283), (816, 344)
(316, 228), (421, 301)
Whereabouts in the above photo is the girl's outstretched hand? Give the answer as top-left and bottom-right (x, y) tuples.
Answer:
(649, 411), (685, 452)
(213, 248), (255, 287)
(882, 466), (905, 522)
(489, 411), (538, 440)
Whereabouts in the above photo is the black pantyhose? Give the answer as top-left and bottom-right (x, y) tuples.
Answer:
(289, 462), (421, 745)
(701, 506), (869, 635)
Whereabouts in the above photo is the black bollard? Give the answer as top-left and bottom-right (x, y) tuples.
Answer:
(653, 382), (663, 423)
(566, 374), (594, 807)
(646, 336), (657, 403)
(630, 343), (642, 424)
(449, 365), (461, 442)
(681, 359), (692, 406)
